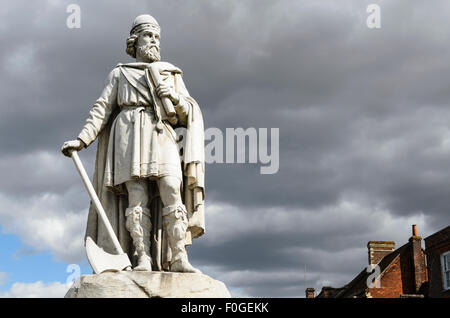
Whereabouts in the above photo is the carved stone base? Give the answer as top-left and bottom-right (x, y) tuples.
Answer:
(65, 271), (231, 298)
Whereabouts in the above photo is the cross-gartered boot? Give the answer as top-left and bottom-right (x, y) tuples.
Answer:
(163, 204), (201, 274)
(125, 206), (152, 271)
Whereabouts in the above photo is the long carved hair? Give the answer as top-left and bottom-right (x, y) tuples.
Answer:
(126, 34), (139, 58)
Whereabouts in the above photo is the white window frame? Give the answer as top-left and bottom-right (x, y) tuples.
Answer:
(441, 251), (450, 291)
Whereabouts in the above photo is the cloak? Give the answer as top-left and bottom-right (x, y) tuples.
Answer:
(83, 61), (205, 271)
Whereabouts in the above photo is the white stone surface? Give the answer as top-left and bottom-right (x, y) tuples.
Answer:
(65, 271), (231, 298)
(61, 14), (206, 274)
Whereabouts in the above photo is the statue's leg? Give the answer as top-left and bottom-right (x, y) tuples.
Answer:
(158, 176), (201, 273)
(125, 179), (152, 271)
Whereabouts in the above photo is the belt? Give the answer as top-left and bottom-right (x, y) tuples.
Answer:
(131, 107), (146, 127)
(127, 106), (164, 132)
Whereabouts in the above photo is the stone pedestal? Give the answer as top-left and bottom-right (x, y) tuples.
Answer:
(65, 271), (231, 298)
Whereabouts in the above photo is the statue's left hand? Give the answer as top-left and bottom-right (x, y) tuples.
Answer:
(156, 83), (180, 105)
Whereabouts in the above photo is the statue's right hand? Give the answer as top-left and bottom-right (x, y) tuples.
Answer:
(61, 139), (85, 157)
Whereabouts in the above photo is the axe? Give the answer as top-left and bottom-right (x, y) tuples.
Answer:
(70, 151), (132, 274)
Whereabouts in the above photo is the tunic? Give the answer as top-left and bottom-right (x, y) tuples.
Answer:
(77, 63), (190, 189)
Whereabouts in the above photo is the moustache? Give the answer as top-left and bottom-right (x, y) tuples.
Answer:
(141, 44), (160, 52)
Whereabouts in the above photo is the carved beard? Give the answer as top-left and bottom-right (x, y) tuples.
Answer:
(136, 44), (161, 63)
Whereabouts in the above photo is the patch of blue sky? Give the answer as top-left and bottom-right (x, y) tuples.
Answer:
(0, 227), (91, 292)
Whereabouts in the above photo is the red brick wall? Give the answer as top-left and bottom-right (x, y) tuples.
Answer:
(367, 247), (427, 298)
(368, 256), (404, 298)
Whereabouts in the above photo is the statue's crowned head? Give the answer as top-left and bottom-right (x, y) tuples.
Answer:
(126, 14), (161, 62)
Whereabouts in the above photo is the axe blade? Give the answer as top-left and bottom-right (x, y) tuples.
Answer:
(86, 237), (132, 274)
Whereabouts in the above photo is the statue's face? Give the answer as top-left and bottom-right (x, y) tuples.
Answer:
(136, 30), (161, 63)
(137, 30), (160, 49)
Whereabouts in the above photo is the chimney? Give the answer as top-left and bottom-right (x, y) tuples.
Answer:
(367, 241), (395, 265)
(305, 288), (315, 298)
(409, 224), (425, 292)
(412, 224), (418, 237)
(321, 286), (333, 298)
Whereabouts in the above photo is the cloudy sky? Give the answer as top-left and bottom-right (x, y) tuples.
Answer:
(0, 0), (450, 298)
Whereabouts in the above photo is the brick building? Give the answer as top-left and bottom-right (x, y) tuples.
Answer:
(308, 225), (428, 298)
(424, 225), (450, 298)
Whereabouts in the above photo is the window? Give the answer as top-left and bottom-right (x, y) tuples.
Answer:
(441, 251), (450, 290)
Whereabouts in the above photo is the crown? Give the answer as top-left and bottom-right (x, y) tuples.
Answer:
(130, 14), (160, 35)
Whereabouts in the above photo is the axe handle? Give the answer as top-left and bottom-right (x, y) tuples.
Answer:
(71, 151), (125, 255)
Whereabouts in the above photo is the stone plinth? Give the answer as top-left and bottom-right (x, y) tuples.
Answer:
(65, 271), (231, 298)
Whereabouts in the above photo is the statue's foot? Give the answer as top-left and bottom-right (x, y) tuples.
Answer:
(134, 255), (152, 271)
(171, 258), (202, 274)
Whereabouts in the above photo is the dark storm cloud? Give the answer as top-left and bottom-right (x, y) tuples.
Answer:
(1, 0), (450, 296)
(197, 0), (450, 227)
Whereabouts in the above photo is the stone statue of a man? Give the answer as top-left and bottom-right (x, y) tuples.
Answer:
(61, 14), (205, 273)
